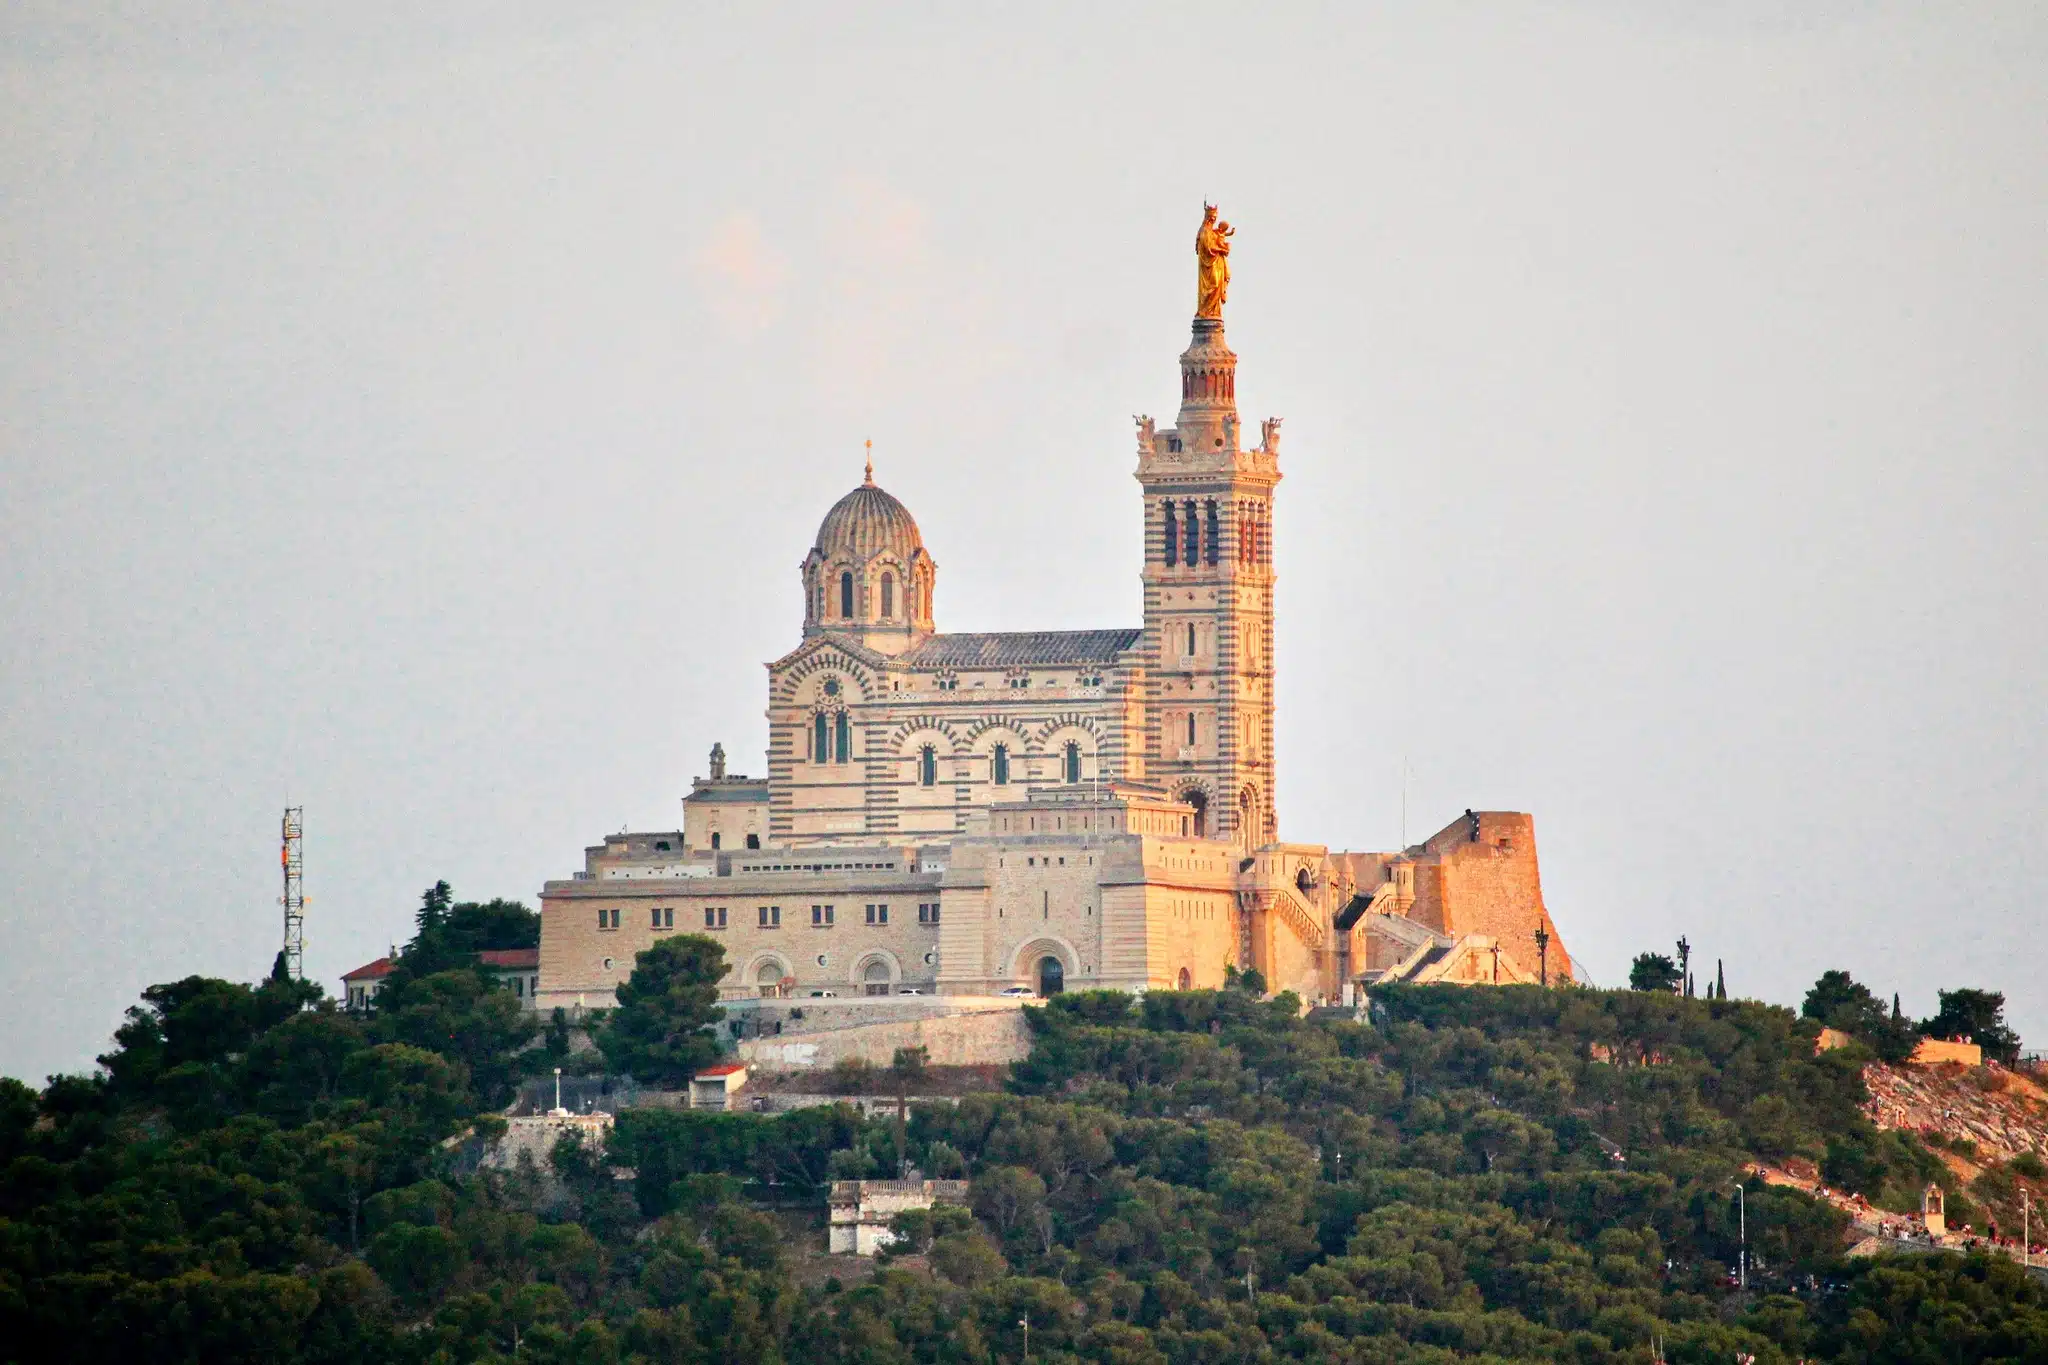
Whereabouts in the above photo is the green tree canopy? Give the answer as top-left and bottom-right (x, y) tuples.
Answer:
(1627, 952), (1680, 992)
(372, 967), (537, 1107)
(378, 880), (539, 995)
(598, 935), (728, 1085)
(1803, 969), (1918, 1061)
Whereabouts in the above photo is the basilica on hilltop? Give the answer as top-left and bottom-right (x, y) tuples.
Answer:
(535, 211), (1575, 1011)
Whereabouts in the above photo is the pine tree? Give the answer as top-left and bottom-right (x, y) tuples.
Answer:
(1716, 959), (1726, 1001)
(415, 880), (454, 936)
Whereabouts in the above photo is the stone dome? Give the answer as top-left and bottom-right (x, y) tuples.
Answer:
(813, 476), (924, 563)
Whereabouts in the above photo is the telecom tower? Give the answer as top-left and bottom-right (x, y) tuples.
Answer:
(280, 807), (305, 980)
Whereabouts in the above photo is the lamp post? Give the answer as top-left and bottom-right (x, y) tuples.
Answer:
(2023, 1188), (2031, 1270)
(1018, 1315), (1030, 1362)
(1732, 1181), (1747, 1291)
(1533, 923), (1550, 987)
(554, 1067), (563, 1115)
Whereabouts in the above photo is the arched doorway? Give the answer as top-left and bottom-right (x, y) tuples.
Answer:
(862, 959), (892, 997)
(755, 961), (786, 999)
(1176, 967), (1192, 990)
(1185, 789), (1208, 839)
(1037, 956), (1065, 997)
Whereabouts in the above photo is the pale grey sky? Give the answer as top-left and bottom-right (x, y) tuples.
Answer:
(3, 3), (2043, 1083)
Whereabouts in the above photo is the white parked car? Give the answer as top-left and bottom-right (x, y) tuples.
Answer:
(1000, 985), (1037, 998)
(897, 987), (924, 996)
(808, 989), (838, 998)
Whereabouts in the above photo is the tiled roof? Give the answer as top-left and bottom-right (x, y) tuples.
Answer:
(342, 956), (394, 981)
(478, 948), (540, 969)
(696, 1061), (749, 1077)
(900, 628), (1140, 669)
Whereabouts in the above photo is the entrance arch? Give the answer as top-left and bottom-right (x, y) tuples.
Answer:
(1185, 789), (1209, 838)
(1176, 967), (1192, 990)
(752, 957), (791, 999)
(1006, 937), (1078, 997)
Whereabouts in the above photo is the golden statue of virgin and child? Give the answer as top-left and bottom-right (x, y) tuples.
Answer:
(1195, 203), (1234, 319)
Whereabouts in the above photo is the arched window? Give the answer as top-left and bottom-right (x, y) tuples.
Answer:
(1185, 623), (1196, 656)
(881, 572), (895, 618)
(840, 571), (854, 618)
(862, 959), (891, 997)
(1187, 712), (1196, 745)
(1204, 500), (1219, 565)
(920, 744), (937, 787)
(1064, 741), (1081, 784)
(1182, 499), (1198, 565)
(1177, 967), (1192, 991)
(1162, 502), (1178, 566)
(711, 832), (721, 850)
(834, 711), (851, 764)
(992, 744), (1010, 786)
(755, 960), (785, 999)
(746, 833), (760, 849)
(813, 713), (829, 763)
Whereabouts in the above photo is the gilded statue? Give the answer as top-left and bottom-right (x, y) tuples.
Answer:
(1195, 203), (1234, 318)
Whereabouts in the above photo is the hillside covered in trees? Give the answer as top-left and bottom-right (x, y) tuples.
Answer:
(2, 916), (2045, 1363)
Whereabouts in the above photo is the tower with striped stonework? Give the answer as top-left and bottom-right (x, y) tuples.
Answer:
(1133, 302), (1282, 850)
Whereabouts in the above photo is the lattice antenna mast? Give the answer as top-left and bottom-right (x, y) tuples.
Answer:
(281, 807), (305, 980)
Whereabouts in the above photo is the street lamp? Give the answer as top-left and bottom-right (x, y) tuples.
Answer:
(1731, 1181), (1747, 1291)
(2023, 1188), (2032, 1270)
(1533, 923), (1550, 987)
(1018, 1315), (1030, 1362)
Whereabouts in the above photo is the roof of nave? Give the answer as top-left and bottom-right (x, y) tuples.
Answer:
(901, 628), (1141, 669)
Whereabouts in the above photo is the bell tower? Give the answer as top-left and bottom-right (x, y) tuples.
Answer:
(1134, 210), (1282, 847)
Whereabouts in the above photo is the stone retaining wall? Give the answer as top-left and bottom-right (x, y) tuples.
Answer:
(738, 1007), (1033, 1071)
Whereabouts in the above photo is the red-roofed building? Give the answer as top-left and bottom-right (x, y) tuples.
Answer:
(341, 957), (394, 1012)
(340, 947), (543, 1012)
(691, 1061), (749, 1111)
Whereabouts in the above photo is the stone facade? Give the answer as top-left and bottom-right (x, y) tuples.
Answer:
(535, 233), (1576, 1011)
